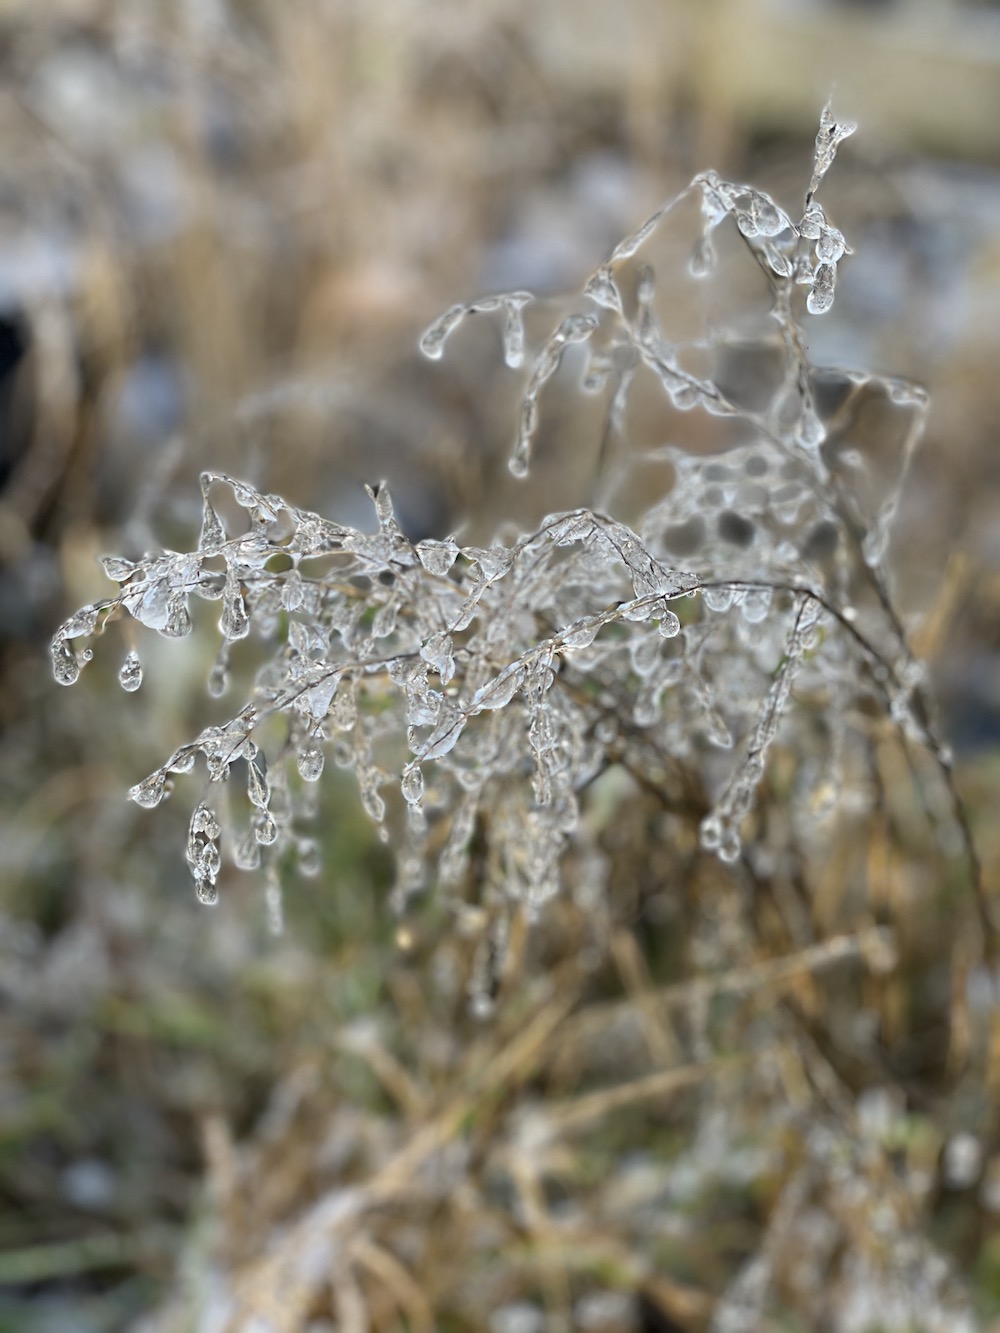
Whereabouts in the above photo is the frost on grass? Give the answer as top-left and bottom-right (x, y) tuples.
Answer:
(52, 108), (980, 1009)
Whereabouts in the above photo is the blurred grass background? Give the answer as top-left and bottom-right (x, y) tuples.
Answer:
(2, 1), (1000, 1329)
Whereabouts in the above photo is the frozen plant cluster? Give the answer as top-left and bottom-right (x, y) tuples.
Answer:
(51, 105), (980, 1004)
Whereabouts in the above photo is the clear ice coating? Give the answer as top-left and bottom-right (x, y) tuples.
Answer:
(807, 98), (857, 203)
(50, 106), (965, 1005)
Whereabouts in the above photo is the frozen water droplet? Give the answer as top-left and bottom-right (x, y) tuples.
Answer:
(255, 813), (278, 845)
(658, 609), (681, 638)
(420, 631), (455, 685)
(416, 538), (459, 576)
(190, 803), (220, 839)
(508, 447), (529, 479)
(817, 226), (846, 263)
(297, 839), (321, 878)
(796, 404), (826, 450)
(194, 876), (218, 906)
(741, 587), (772, 624)
(129, 773), (167, 809)
(736, 208), (758, 239)
(630, 634), (660, 676)
(167, 748), (197, 774)
(61, 606), (99, 639)
(799, 203), (824, 239)
(700, 814), (721, 851)
(51, 637), (81, 686)
(208, 656), (229, 698)
(234, 829), (261, 871)
(119, 649), (143, 692)
(247, 760), (270, 810)
(361, 786), (387, 824)
(703, 586), (735, 613)
(280, 569), (304, 612)
(297, 745), (325, 782)
(162, 595), (192, 638)
(718, 827), (742, 864)
(100, 555), (138, 583)
(419, 303), (464, 360)
(220, 575), (250, 640)
(562, 619), (599, 649)
(472, 666), (524, 712)
(621, 598), (653, 623)
(402, 765), (424, 807)
(633, 684), (662, 727)
(807, 262), (836, 315)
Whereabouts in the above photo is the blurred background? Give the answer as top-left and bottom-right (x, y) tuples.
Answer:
(2, 1), (1000, 1329)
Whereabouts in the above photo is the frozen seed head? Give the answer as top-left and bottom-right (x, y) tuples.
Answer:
(49, 104), (948, 1013)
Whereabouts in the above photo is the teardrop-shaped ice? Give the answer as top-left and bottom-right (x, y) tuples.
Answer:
(129, 772), (167, 809)
(401, 765), (424, 807)
(119, 649), (143, 692)
(247, 760), (270, 810)
(220, 575), (250, 640)
(194, 876), (219, 906)
(51, 637), (81, 686)
(296, 745), (325, 782)
(657, 609), (682, 638)
(254, 813), (278, 845)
